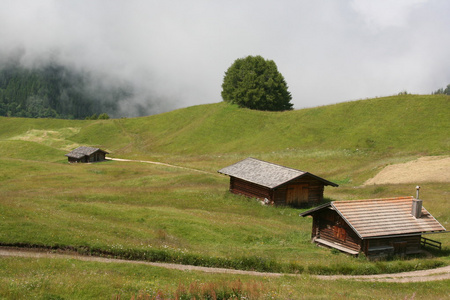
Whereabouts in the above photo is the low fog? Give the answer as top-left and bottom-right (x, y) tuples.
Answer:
(1, 0), (449, 116)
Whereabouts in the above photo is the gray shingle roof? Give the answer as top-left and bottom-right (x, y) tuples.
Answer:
(301, 197), (447, 238)
(65, 146), (108, 158)
(218, 157), (338, 189)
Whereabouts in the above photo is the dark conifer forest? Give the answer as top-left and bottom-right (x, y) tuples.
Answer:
(0, 62), (132, 119)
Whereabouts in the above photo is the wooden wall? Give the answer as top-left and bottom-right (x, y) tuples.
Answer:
(274, 175), (325, 207)
(229, 177), (272, 201)
(362, 235), (421, 257)
(67, 151), (106, 163)
(312, 209), (362, 252)
(68, 156), (87, 163)
(90, 151), (106, 162)
(68, 157), (78, 163)
(230, 175), (326, 207)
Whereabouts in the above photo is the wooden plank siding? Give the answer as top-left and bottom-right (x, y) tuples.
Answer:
(68, 156), (84, 163)
(67, 152), (106, 163)
(313, 209), (362, 252)
(230, 177), (272, 200)
(230, 175), (326, 207)
(288, 175), (325, 205)
(363, 235), (421, 257)
(274, 175), (325, 207)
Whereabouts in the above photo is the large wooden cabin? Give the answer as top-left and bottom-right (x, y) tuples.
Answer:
(218, 158), (338, 207)
(300, 197), (447, 258)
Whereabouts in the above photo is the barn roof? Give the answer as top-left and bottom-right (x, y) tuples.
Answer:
(300, 197), (447, 239)
(218, 157), (338, 189)
(65, 146), (108, 159)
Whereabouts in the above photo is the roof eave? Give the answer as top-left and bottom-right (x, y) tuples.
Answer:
(225, 175), (277, 190)
(362, 230), (448, 240)
(299, 202), (333, 217)
(299, 202), (363, 239)
(302, 172), (339, 187)
(275, 172), (338, 189)
(330, 202), (364, 239)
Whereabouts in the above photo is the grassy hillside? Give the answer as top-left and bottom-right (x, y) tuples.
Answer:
(126, 94), (449, 156)
(1, 94), (448, 182)
(1, 94), (449, 156)
(0, 94), (449, 298)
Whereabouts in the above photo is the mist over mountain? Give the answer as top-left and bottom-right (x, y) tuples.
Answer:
(0, 52), (174, 119)
(2, 1), (449, 114)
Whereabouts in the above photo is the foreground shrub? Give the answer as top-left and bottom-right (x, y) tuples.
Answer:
(174, 280), (266, 300)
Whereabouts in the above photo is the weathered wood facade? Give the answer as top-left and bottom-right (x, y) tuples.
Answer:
(310, 208), (362, 254)
(301, 197), (447, 258)
(65, 146), (108, 163)
(219, 158), (338, 207)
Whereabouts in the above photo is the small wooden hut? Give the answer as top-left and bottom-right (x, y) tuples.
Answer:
(65, 146), (108, 163)
(218, 157), (338, 207)
(300, 197), (446, 258)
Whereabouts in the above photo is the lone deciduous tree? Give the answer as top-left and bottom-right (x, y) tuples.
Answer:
(221, 55), (293, 111)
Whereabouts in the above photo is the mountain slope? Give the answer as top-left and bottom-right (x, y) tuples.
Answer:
(1, 94), (448, 158)
(108, 94), (450, 156)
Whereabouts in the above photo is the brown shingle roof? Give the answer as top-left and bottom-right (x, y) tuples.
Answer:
(301, 197), (446, 239)
(65, 146), (108, 159)
(218, 157), (338, 189)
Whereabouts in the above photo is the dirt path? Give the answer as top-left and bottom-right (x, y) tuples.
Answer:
(109, 155), (450, 185)
(364, 156), (450, 185)
(316, 266), (450, 282)
(106, 157), (211, 174)
(1, 247), (449, 282)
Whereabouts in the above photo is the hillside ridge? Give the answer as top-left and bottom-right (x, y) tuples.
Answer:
(1, 94), (449, 161)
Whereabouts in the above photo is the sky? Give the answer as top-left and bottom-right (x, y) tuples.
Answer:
(1, 0), (449, 116)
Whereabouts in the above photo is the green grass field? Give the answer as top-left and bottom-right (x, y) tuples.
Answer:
(0, 94), (449, 298)
(1, 256), (449, 299)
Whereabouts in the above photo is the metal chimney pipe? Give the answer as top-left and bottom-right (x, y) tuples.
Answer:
(412, 186), (422, 218)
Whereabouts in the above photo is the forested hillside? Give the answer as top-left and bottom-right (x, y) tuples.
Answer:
(0, 62), (130, 119)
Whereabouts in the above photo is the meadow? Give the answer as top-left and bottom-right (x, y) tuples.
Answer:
(1, 256), (449, 299)
(0, 94), (449, 298)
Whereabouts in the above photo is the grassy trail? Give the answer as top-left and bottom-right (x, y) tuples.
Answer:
(106, 157), (212, 174)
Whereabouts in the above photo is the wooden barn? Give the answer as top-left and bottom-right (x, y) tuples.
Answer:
(218, 157), (338, 207)
(300, 196), (447, 258)
(65, 146), (108, 163)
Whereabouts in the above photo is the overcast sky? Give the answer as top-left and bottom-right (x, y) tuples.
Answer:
(1, 0), (449, 115)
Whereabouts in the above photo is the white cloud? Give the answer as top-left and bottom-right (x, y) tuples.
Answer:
(350, 0), (428, 31)
(1, 0), (449, 115)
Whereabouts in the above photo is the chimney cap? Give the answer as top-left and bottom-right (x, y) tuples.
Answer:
(415, 185), (421, 200)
